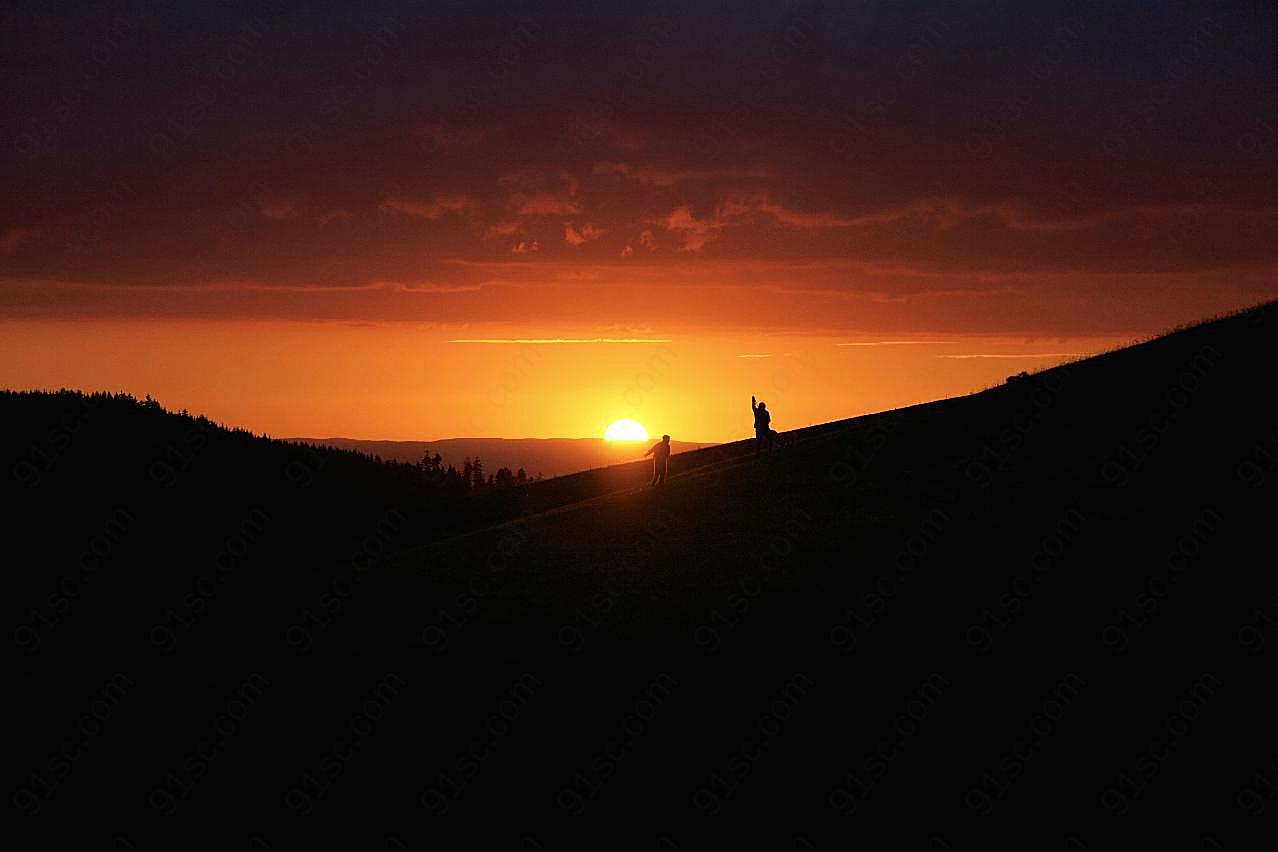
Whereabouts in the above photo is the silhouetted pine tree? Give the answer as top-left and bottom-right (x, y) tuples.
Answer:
(419, 451), (443, 474)
(444, 465), (465, 498)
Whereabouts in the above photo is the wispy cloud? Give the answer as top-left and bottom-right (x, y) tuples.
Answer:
(448, 337), (670, 344)
(564, 222), (606, 245)
(484, 220), (522, 239)
(736, 353), (773, 358)
(935, 353), (1084, 359)
(650, 195), (880, 251)
(754, 197), (1278, 234)
(3, 278), (487, 294)
(654, 206), (720, 251)
(836, 340), (949, 347)
(512, 193), (580, 217)
(648, 196), (1278, 254)
(591, 162), (771, 186)
(382, 195), (477, 219)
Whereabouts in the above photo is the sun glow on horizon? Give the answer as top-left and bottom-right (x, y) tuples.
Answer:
(604, 418), (649, 441)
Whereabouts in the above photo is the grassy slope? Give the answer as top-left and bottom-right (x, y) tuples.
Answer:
(9, 301), (1277, 846)
(361, 301), (1276, 841)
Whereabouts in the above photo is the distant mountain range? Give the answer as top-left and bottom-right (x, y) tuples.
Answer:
(284, 436), (717, 478)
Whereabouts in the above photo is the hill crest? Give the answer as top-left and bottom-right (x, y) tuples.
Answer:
(283, 436), (717, 479)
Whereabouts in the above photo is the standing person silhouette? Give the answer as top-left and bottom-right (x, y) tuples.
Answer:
(645, 434), (672, 485)
(752, 395), (772, 456)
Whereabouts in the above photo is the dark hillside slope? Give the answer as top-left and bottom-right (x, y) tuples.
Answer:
(353, 303), (1276, 842)
(288, 436), (717, 477)
(9, 302), (1278, 847)
(4, 392), (448, 720)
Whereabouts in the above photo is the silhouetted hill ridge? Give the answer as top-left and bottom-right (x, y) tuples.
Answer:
(285, 436), (718, 478)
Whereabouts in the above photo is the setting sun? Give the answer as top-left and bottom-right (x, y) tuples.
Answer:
(604, 418), (649, 441)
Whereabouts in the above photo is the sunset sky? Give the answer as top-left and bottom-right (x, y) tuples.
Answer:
(4, 1), (1275, 441)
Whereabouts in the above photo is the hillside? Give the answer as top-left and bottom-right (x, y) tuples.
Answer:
(286, 436), (717, 478)
(10, 301), (1277, 846)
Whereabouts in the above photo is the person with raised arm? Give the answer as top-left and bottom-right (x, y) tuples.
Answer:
(645, 433), (672, 485)
(752, 395), (773, 456)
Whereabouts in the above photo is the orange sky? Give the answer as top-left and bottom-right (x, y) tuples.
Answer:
(2, 318), (1134, 442)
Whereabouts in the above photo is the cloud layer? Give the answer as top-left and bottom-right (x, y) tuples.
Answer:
(3, 1), (1276, 333)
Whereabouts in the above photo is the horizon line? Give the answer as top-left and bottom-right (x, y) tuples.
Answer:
(287, 435), (723, 444)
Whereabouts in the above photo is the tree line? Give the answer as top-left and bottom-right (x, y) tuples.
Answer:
(417, 452), (542, 498)
(5, 389), (544, 510)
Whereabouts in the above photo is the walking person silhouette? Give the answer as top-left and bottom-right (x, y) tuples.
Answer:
(752, 395), (773, 456)
(645, 434), (672, 485)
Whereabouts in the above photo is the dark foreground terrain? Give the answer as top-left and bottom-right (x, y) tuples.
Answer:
(8, 302), (1277, 847)
(286, 436), (717, 478)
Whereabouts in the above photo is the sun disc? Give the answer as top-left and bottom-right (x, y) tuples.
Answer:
(604, 418), (649, 441)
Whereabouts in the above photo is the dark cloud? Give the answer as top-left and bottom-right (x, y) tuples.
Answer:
(2, 0), (1276, 331)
